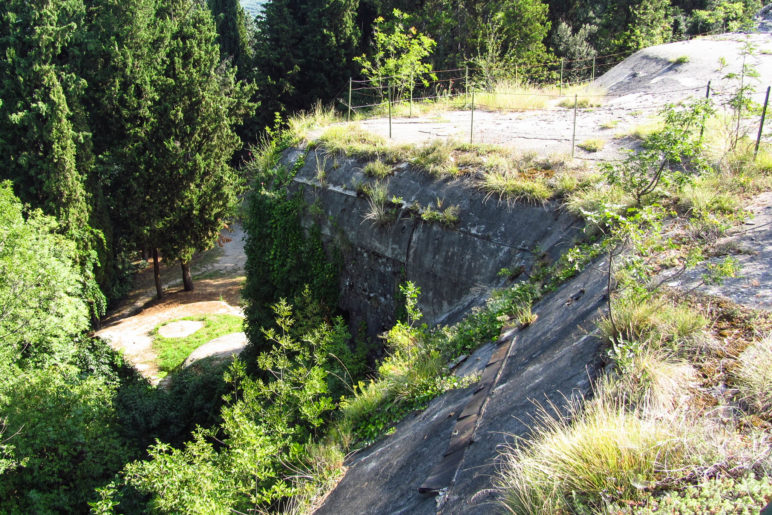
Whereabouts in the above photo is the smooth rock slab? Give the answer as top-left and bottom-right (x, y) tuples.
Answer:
(183, 332), (247, 367)
(158, 320), (204, 338)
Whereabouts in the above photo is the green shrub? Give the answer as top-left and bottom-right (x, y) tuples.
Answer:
(120, 301), (355, 512)
(0, 182), (89, 367)
(242, 152), (340, 356)
(0, 366), (130, 512)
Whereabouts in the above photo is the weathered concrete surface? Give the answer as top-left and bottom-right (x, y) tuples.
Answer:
(315, 257), (609, 515)
(286, 149), (583, 340)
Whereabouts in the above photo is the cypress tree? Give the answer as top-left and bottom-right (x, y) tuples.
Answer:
(152, 0), (254, 295)
(207, 0), (253, 77)
(253, 0), (359, 127)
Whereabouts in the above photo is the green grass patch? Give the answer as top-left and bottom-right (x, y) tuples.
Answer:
(152, 314), (244, 377)
(577, 139), (605, 152)
(363, 160), (392, 179)
(481, 173), (553, 204)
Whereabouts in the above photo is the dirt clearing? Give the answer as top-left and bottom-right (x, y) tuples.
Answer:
(96, 223), (248, 384)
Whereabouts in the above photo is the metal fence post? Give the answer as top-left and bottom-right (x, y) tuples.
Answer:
(410, 72), (414, 118)
(470, 89), (475, 144)
(699, 80), (711, 142)
(560, 58), (564, 95)
(388, 84), (392, 139)
(592, 56), (596, 82)
(755, 86), (770, 159)
(465, 65), (469, 105)
(571, 94), (578, 158)
(347, 77), (352, 122)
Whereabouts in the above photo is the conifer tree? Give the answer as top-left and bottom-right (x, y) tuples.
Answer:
(152, 0), (254, 294)
(0, 0), (90, 235)
(253, 0), (359, 126)
(207, 0), (253, 77)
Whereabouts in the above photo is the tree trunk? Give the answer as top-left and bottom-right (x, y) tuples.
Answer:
(181, 260), (194, 291)
(153, 248), (163, 299)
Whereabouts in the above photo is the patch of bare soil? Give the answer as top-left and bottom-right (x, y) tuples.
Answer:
(96, 223), (248, 384)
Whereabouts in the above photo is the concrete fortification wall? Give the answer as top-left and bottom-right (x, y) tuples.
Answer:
(283, 147), (583, 340)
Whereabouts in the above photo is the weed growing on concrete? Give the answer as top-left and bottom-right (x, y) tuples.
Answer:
(577, 139), (605, 152)
(420, 198), (460, 227)
(481, 172), (552, 204)
(363, 159), (392, 179)
(361, 181), (397, 226)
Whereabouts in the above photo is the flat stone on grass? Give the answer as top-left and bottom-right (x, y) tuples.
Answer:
(183, 332), (247, 367)
(158, 320), (204, 338)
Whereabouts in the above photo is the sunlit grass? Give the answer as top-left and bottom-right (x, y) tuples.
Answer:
(577, 138), (605, 152)
(734, 334), (772, 416)
(473, 81), (606, 112)
(152, 314), (244, 376)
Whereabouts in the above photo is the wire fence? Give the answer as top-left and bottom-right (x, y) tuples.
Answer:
(336, 30), (772, 158)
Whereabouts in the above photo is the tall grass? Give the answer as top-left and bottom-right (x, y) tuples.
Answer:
(597, 295), (707, 352)
(496, 368), (759, 514)
(498, 395), (695, 514)
(734, 334), (772, 416)
(473, 82), (606, 111)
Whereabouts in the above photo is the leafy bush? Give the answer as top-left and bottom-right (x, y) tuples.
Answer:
(242, 149), (340, 356)
(605, 100), (713, 206)
(0, 365), (130, 512)
(0, 181), (89, 367)
(119, 301), (354, 512)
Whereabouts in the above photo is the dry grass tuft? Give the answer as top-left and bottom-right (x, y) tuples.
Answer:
(734, 334), (772, 416)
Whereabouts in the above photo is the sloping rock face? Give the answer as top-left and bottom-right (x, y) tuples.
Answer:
(285, 148), (583, 339)
(316, 256), (609, 514)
